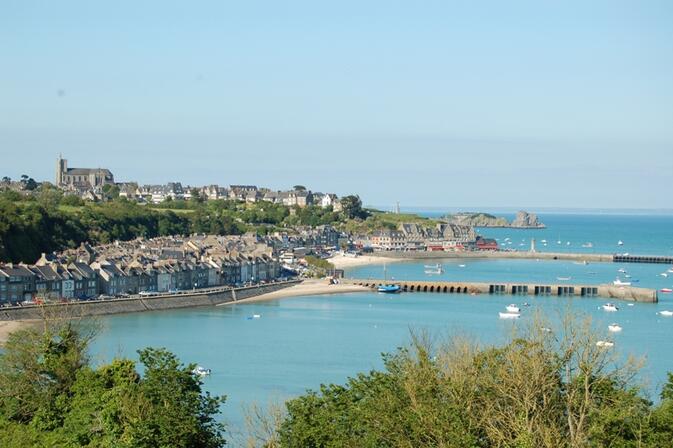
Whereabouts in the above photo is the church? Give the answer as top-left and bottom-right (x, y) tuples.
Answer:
(55, 155), (114, 191)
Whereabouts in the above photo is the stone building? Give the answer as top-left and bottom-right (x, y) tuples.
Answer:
(55, 155), (114, 190)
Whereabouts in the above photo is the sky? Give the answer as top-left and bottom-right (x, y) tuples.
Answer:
(1, 1), (672, 209)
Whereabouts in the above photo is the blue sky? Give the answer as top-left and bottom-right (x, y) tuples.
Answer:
(2, 1), (672, 209)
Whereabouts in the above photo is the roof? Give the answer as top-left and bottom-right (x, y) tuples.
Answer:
(65, 168), (113, 176)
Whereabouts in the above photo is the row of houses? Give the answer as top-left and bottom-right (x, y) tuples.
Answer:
(356, 223), (497, 252)
(116, 182), (343, 209)
(0, 235), (283, 305)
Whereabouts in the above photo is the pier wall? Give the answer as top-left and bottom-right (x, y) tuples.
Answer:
(0, 280), (300, 321)
(369, 251), (672, 264)
(345, 279), (658, 303)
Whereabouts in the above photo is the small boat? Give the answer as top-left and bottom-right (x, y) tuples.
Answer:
(668, 268), (673, 273)
(596, 341), (614, 348)
(661, 273), (669, 278)
(556, 276), (571, 281)
(540, 327), (552, 333)
(660, 288), (673, 293)
(424, 264), (441, 269)
(608, 324), (622, 332)
(557, 240), (562, 244)
(192, 366), (212, 377)
(377, 284), (401, 293)
(573, 260), (588, 265)
(658, 310), (673, 317)
(458, 264), (466, 268)
(617, 240), (624, 246)
(499, 312), (520, 319)
(506, 304), (520, 313)
(618, 268), (627, 273)
(613, 278), (631, 286)
(566, 241), (571, 246)
(581, 242), (593, 248)
(602, 303), (619, 312)
(627, 303), (635, 307)
(252, 314), (261, 319)
(624, 274), (631, 278)
(540, 239), (547, 244)
(425, 268), (443, 275)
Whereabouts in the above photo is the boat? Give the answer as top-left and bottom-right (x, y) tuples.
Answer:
(608, 324), (622, 332)
(624, 274), (632, 278)
(602, 303), (619, 312)
(596, 341), (615, 348)
(573, 260), (588, 265)
(556, 276), (571, 281)
(377, 284), (401, 293)
(658, 310), (673, 317)
(660, 273), (669, 278)
(499, 312), (520, 319)
(613, 278), (631, 286)
(581, 242), (593, 248)
(617, 240), (624, 246)
(618, 268), (627, 273)
(566, 241), (571, 246)
(458, 264), (466, 268)
(192, 366), (211, 377)
(425, 268), (442, 275)
(540, 239), (547, 244)
(540, 327), (552, 333)
(252, 314), (261, 319)
(424, 264), (441, 269)
(660, 288), (673, 293)
(668, 268), (673, 273)
(506, 304), (520, 313)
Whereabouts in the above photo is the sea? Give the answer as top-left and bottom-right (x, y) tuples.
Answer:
(88, 212), (673, 436)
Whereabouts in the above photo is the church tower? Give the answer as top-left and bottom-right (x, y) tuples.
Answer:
(56, 155), (67, 186)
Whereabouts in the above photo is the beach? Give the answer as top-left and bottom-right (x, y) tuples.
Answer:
(229, 279), (370, 304)
(0, 320), (36, 346)
(328, 254), (402, 269)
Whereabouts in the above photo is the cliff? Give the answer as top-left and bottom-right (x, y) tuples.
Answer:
(511, 211), (546, 228)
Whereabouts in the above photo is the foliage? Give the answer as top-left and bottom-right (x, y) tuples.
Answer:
(0, 324), (226, 447)
(276, 317), (673, 448)
(339, 195), (368, 220)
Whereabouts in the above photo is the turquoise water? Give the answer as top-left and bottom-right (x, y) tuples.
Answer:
(88, 213), (673, 434)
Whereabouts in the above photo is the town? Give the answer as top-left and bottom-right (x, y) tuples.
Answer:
(0, 156), (499, 305)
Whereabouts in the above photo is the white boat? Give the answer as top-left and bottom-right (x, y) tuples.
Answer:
(658, 310), (673, 317)
(573, 260), (589, 265)
(499, 312), (520, 319)
(660, 288), (673, 293)
(458, 264), (466, 268)
(252, 314), (261, 319)
(557, 240), (562, 245)
(617, 240), (624, 246)
(668, 268), (673, 273)
(540, 327), (552, 333)
(425, 268), (442, 275)
(608, 324), (622, 332)
(506, 304), (520, 313)
(556, 276), (571, 281)
(602, 303), (619, 312)
(618, 268), (627, 273)
(192, 366), (212, 377)
(596, 341), (615, 348)
(624, 274), (631, 278)
(566, 241), (571, 246)
(660, 273), (669, 278)
(613, 278), (631, 286)
(540, 239), (547, 244)
(424, 264), (441, 269)
(581, 242), (593, 248)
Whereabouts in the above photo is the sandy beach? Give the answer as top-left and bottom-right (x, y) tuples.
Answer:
(227, 279), (370, 304)
(328, 254), (402, 269)
(0, 320), (37, 346)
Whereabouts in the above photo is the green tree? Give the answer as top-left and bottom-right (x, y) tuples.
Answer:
(339, 195), (367, 220)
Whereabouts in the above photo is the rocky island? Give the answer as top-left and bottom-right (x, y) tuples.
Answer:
(446, 210), (546, 229)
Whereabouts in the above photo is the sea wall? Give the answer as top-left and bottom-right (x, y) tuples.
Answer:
(345, 279), (658, 303)
(371, 251), (615, 263)
(0, 280), (301, 321)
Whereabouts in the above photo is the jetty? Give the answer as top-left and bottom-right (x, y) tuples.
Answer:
(345, 279), (658, 303)
(370, 251), (673, 265)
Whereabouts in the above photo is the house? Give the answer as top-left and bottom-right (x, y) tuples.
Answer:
(0, 264), (37, 303)
(371, 230), (406, 250)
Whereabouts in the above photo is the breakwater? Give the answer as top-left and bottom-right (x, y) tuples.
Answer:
(345, 279), (658, 303)
(370, 251), (673, 264)
(0, 280), (301, 321)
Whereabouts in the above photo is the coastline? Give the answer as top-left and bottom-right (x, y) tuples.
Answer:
(328, 254), (403, 269)
(0, 320), (37, 346)
(229, 279), (370, 304)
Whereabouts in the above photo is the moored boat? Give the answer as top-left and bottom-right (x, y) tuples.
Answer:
(608, 323), (622, 332)
(506, 304), (520, 313)
(602, 303), (618, 312)
(596, 340), (615, 348)
(613, 278), (631, 286)
(660, 288), (673, 293)
(192, 366), (212, 377)
(658, 310), (673, 317)
(499, 312), (520, 319)
(377, 284), (401, 293)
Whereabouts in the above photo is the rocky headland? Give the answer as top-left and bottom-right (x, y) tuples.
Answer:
(446, 211), (546, 229)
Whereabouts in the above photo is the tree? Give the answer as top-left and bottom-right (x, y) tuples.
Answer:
(292, 185), (306, 191)
(0, 324), (227, 447)
(101, 184), (120, 201)
(340, 195), (367, 220)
